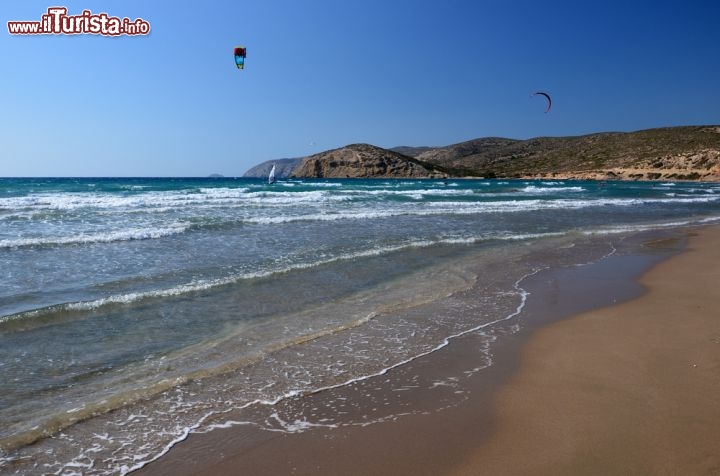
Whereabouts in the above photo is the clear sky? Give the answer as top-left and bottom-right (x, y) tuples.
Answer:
(2, 0), (719, 176)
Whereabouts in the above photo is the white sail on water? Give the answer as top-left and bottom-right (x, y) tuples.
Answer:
(268, 164), (276, 184)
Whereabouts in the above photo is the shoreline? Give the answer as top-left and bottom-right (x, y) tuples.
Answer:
(450, 226), (720, 475)
(134, 226), (720, 475)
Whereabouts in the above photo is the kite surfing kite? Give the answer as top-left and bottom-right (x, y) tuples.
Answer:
(532, 91), (552, 113)
(234, 46), (246, 69)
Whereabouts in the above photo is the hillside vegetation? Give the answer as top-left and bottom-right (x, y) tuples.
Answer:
(410, 126), (720, 180)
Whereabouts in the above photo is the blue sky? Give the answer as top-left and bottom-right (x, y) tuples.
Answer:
(2, 0), (719, 176)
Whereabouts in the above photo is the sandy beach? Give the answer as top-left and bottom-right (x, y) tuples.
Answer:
(136, 226), (720, 476)
(451, 227), (720, 475)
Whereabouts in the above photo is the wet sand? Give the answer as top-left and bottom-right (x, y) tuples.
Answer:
(135, 227), (720, 475)
(451, 227), (720, 475)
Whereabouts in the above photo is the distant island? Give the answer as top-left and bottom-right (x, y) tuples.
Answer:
(244, 126), (720, 181)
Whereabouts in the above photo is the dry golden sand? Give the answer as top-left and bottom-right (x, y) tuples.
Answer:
(451, 228), (720, 475)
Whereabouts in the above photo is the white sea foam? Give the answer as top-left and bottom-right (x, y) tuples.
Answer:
(0, 231), (563, 324)
(520, 185), (585, 193)
(305, 182), (343, 187)
(267, 413), (339, 433)
(0, 225), (189, 249)
(581, 219), (703, 235)
(240, 196), (720, 225)
(2, 183), (716, 225)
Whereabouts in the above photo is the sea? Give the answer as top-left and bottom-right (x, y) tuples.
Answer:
(1, 177), (719, 474)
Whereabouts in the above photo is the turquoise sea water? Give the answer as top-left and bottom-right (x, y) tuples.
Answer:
(1, 177), (719, 474)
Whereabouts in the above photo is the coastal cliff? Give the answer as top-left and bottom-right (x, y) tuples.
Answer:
(289, 143), (448, 179)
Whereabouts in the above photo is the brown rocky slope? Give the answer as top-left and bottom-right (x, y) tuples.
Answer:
(290, 143), (448, 178)
(411, 125), (720, 181)
(282, 126), (720, 181)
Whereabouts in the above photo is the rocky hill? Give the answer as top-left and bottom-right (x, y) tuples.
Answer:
(290, 143), (448, 178)
(390, 145), (437, 157)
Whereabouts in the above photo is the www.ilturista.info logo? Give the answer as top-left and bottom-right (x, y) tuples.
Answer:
(7, 7), (150, 36)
